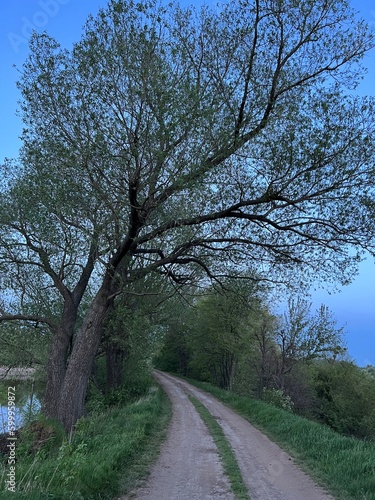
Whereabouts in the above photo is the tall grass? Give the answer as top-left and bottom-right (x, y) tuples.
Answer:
(181, 376), (375, 500)
(0, 385), (171, 499)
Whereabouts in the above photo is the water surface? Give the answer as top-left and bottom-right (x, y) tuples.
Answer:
(0, 380), (41, 434)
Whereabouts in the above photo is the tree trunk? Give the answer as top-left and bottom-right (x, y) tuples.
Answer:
(57, 284), (113, 432)
(43, 327), (69, 419)
(229, 354), (237, 390)
(106, 342), (126, 392)
(258, 362), (266, 399)
(179, 347), (190, 376)
(43, 300), (78, 419)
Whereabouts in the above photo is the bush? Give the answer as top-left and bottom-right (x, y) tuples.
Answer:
(312, 361), (375, 439)
(262, 388), (294, 412)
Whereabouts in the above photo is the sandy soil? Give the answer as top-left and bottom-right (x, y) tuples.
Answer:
(123, 371), (335, 500)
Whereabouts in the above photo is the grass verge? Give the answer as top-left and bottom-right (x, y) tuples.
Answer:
(0, 384), (172, 500)
(189, 395), (250, 500)
(180, 376), (375, 500)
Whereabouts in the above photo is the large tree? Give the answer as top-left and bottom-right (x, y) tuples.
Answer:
(1, 0), (375, 430)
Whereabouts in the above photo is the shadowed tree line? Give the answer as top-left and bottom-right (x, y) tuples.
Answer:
(155, 283), (375, 440)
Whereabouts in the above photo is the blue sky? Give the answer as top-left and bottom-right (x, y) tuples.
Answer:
(0, 0), (374, 366)
(305, 0), (375, 367)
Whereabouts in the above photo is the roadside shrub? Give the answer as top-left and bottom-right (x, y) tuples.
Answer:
(312, 361), (375, 439)
(262, 388), (294, 412)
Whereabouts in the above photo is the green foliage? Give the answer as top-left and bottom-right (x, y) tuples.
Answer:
(14, 415), (66, 462)
(187, 279), (263, 389)
(0, 385), (171, 499)
(262, 388), (294, 413)
(87, 357), (154, 414)
(104, 373), (153, 407)
(363, 365), (375, 379)
(99, 274), (174, 395)
(18, 396), (41, 428)
(157, 281), (375, 440)
(154, 296), (194, 376)
(180, 376), (375, 500)
(279, 299), (346, 363)
(0, 323), (50, 368)
(267, 299), (348, 416)
(155, 326), (191, 374)
(312, 361), (375, 439)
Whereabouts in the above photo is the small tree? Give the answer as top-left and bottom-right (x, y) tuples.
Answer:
(274, 298), (346, 388)
(250, 309), (279, 398)
(188, 279), (262, 389)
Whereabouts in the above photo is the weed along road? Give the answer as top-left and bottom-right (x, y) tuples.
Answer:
(125, 371), (334, 500)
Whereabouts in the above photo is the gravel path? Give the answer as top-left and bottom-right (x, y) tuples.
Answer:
(124, 371), (335, 500)
(123, 371), (234, 500)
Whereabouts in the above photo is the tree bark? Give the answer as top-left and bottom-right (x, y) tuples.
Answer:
(57, 284), (113, 432)
(106, 342), (126, 392)
(43, 300), (78, 419)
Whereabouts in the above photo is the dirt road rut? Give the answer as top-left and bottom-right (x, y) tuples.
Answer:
(126, 371), (334, 500)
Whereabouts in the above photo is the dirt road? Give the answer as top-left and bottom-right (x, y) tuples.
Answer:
(126, 371), (334, 500)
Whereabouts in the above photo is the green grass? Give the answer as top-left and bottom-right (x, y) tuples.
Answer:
(189, 395), (250, 500)
(179, 376), (375, 500)
(0, 385), (172, 500)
